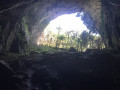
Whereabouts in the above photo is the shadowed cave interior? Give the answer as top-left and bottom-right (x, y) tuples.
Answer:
(0, 0), (120, 90)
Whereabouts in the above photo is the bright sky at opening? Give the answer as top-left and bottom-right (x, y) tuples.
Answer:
(44, 13), (89, 35)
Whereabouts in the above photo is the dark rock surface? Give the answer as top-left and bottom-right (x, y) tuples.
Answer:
(0, 61), (18, 90)
(0, 50), (120, 90)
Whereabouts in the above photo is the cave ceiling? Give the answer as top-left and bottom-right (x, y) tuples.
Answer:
(0, 0), (102, 51)
(0, 0), (101, 32)
(0, 0), (120, 52)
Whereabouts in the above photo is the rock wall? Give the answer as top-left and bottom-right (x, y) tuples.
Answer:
(101, 0), (120, 50)
(0, 0), (119, 53)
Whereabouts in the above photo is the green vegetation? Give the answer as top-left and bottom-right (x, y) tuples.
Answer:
(30, 45), (65, 54)
(80, 12), (97, 33)
(35, 12), (105, 52)
(27, 12), (105, 54)
(22, 17), (30, 35)
(37, 27), (105, 52)
(38, 46), (64, 54)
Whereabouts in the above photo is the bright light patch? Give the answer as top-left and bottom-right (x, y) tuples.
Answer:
(44, 13), (89, 35)
(37, 13), (104, 50)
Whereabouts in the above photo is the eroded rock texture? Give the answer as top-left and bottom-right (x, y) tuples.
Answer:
(0, 0), (120, 53)
(0, 50), (120, 90)
(101, 0), (120, 50)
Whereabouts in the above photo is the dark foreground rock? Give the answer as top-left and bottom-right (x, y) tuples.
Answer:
(0, 50), (120, 90)
(0, 61), (18, 90)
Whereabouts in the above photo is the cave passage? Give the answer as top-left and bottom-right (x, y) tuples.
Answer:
(37, 12), (104, 52)
(0, 0), (120, 90)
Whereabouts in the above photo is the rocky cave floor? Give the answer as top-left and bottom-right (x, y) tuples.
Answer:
(0, 50), (120, 90)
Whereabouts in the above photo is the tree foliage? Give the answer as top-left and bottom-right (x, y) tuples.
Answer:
(38, 26), (105, 52)
(79, 12), (97, 34)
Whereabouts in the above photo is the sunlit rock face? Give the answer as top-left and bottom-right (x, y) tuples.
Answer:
(0, 0), (119, 53)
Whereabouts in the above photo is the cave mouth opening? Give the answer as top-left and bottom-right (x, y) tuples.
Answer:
(36, 12), (104, 52)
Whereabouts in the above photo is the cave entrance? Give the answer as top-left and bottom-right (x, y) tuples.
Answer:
(37, 12), (104, 52)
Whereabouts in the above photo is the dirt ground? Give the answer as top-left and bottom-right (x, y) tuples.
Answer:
(0, 50), (120, 90)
